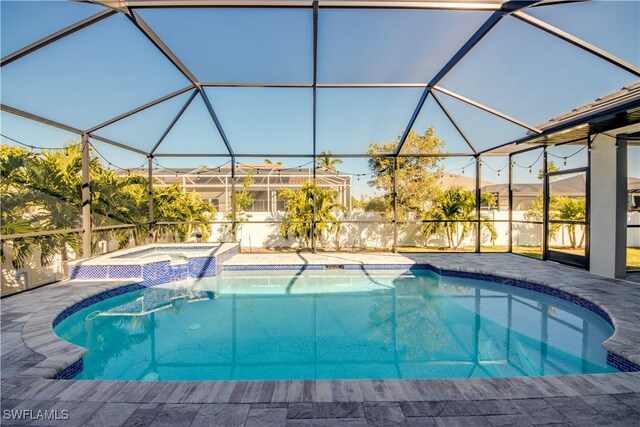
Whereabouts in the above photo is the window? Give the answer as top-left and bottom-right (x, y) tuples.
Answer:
(629, 194), (640, 211)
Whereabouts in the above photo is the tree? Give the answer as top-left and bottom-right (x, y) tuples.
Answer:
(1, 144), (217, 269)
(317, 150), (342, 171)
(556, 196), (586, 248)
(364, 196), (387, 213)
(278, 182), (345, 250)
(368, 126), (444, 220)
(525, 195), (586, 248)
(422, 186), (497, 249)
(223, 172), (254, 239)
(538, 161), (559, 180)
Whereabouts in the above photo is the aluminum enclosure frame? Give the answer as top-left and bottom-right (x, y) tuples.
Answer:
(1, 0), (638, 260)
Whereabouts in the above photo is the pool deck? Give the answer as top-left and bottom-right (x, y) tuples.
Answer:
(1, 253), (639, 426)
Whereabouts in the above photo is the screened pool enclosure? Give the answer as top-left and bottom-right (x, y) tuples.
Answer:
(1, 0), (639, 296)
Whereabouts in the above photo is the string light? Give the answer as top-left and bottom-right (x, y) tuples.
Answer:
(91, 143), (147, 172)
(0, 133), (82, 152)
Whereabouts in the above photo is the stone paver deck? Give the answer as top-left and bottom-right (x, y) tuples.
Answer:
(1, 253), (639, 426)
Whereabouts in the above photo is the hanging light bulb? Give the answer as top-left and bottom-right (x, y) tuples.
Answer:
(563, 157), (567, 166)
(529, 167), (532, 174)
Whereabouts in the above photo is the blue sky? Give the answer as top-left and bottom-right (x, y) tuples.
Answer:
(1, 0), (639, 197)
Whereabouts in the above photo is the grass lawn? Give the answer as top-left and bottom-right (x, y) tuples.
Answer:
(628, 247), (640, 270)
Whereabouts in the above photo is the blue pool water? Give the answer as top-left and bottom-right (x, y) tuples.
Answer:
(54, 269), (619, 381)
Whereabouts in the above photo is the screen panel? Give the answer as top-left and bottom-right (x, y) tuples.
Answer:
(440, 16), (638, 127)
(138, 8), (313, 83)
(205, 87), (313, 155)
(317, 88), (423, 155)
(1, 0), (106, 57)
(1, 14), (189, 130)
(318, 9), (491, 83)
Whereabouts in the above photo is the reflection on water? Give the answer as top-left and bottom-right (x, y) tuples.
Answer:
(54, 270), (618, 381)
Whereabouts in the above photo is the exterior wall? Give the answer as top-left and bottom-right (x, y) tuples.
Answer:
(207, 210), (582, 251)
(629, 211), (640, 247)
(590, 134), (627, 278)
(1, 243), (66, 297)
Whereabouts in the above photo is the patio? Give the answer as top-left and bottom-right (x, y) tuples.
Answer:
(2, 253), (640, 425)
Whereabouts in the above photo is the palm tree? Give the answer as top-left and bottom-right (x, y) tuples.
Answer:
(317, 150), (342, 171)
(278, 182), (345, 249)
(1, 145), (85, 267)
(1, 144), (217, 270)
(422, 186), (497, 249)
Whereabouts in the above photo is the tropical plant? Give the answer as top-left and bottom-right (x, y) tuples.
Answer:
(151, 184), (216, 242)
(368, 126), (444, 220)
(1, 144), (217, 269)
(278, 182), (345, 249)
(526, 195), (586, 248)
(538, 161), (560, 180)
(1, 145), (85, 268)
(317, 150), (342, 171)
(223, 172), (254, 239)
(422, 186), (497, 249)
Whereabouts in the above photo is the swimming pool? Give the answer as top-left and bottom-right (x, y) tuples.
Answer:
(54, 268), (619, 381)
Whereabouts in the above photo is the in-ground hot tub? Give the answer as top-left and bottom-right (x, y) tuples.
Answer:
(67, 243), (239, 282)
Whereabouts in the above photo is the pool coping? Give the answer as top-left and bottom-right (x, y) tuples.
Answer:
(4, 253), (640, 405)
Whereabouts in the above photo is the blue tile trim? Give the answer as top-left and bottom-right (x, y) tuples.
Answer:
(188, 256), (217, 278)
(52, 282), (149, 328)
(53, 358), (83, 379)
(113, 245), (218, 259)
(606, 353), (640, 372)
(68, 265), (109, 280)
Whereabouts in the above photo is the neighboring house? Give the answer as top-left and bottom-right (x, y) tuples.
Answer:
(481, 175), (640, 212)
(148, 164), (352, 213)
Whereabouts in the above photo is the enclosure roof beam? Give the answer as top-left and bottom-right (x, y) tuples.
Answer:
(478, 98), (640, 155)
(514, 11), (640, 78)
(1, 104), (84, 135)
(198, 88), (235, 156)
(125, 9), (235, 156)
(87, 85), (194, 133)
(431, 91), (477, 154)
(0, 9), (116, 68)
(122, 0), (505, 10)
(149, 89), (199, 155)
(0, 104), (149, 155)
(126, 9), (200, 87)
(152, 152), (472, 158)
(89, 133), (149, 155)
(432, 86), (542, 133)
(393, 9), (507, 156)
